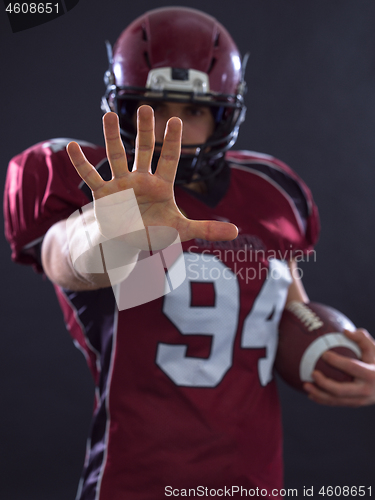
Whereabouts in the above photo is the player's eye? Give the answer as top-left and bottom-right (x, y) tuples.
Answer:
(186, 105), (207, 117)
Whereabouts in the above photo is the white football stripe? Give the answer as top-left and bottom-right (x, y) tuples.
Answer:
(299, 333), (361, 382)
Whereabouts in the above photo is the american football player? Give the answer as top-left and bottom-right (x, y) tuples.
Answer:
(4, 7), (375, 500)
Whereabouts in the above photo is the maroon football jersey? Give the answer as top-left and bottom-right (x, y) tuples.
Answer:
(4, 141), (319, 499)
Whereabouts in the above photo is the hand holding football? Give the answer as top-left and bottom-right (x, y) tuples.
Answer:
(275, 302), (362, 392)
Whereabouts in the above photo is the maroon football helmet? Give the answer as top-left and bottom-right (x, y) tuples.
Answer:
(101, 7), (247, 183)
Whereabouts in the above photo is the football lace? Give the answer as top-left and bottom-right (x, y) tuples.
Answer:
(285, 301), (324, 331)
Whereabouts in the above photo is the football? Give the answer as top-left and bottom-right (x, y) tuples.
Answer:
(275, 301), (361, 392)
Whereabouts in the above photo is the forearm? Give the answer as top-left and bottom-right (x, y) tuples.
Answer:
(286, 259), (309, 304)
(41, 217), (140, 291)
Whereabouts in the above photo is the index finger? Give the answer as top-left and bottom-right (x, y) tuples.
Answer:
(103, 112), (129, 179)
(322, 350), (375, 380)
(67, 141), (105, 192)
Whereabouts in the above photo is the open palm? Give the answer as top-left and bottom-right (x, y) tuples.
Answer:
(67, 105), (238, 243)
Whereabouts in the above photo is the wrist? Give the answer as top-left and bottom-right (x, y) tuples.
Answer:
(66, 205), (141, 285)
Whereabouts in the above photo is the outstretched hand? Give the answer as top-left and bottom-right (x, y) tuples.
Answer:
(67, 105), (238, 243)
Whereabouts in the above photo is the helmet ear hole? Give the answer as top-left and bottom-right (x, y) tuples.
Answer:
(207, 58), (217, 74)
(144, 51), (151, 69)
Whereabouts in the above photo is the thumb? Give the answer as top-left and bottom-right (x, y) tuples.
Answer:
(184, 219), (238, 243)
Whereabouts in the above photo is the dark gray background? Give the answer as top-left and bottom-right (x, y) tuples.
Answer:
(1, 0), (375, 498)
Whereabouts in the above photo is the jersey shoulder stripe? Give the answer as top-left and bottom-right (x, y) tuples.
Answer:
(225, 150), (320, 246)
